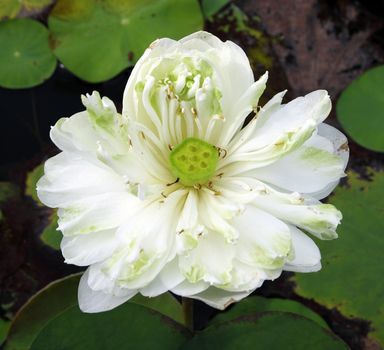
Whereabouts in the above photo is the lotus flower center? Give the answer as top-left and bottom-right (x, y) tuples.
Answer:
(169, 137), (219, 186)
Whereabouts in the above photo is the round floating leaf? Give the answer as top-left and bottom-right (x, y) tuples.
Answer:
(293, 170), (384, 344)
(39, 211), (61, 250)
(48, 0), (203, 83)
(0, 0), (21, 19)
(0, 319), (10, 347)
(0, 19), (56, 89)
(5, 274), (80, 350)
(23, 0), (52, 11)
(184, 312), (347, 350)
(5, 274), (184, 349)
(25, 164), (44, 206)
(201, 0), (229, 18)
(30, 303), (189, 350)
(209, 296), (328, 329)
(0, 0), (52, 19)
(337, 65), (384, 152)
(130, 293), (184, 325)
(25, 163), (62, 250)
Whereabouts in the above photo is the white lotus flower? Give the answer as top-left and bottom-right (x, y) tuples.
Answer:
(37, 31), (349, 312)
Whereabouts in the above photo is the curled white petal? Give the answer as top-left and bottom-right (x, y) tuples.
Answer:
(78, 269), (137, 313)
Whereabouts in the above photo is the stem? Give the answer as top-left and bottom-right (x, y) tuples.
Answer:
(182, 297), (194, 332)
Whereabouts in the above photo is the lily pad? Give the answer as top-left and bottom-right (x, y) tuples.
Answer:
(5, 274), (80, 350)
(201, 0), (229, 18)
(0, 319), (10, 346)
(5, 274), (184, 350)
(293, 170), (384, 344)
(0, 0), (20, 19)
(0, 0), (52, 19)
(25, 163), (62, 250)
(39, 212), (61, 250)
(48, 0), (203, 83)
(130, 294), (184, 325)
(0, 19), (56, 89)
(337, 65), (384, 152)
(25, 164), (44, 206)
(209, 296), (328, 329)
(30, 303), (189, 350)
(184, 312), (347, 350)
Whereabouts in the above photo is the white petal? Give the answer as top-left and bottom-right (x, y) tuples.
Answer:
(198, 190), (241, 242)
(176, 190), (199, 232)
(178, 230), (236, 285)
(189, 287), (253, 310)
(256, 90), (287, 128)
(247, 131), (346, 195)
(221, 260), (267, 292)
(61, 229), (117, 266)
(232, 205), (292, 270)
(101, 191), (185, 290)
(219, 72), (268, 146)
(37, 152), (127, 208)
(57, 191), (138, 236)
(78, 269), (136, 313)
(318, 123), (349, 166)
(229, 90), (331, 162)
(284, 226), (321, 272)
(179, 31), (255, 101)
(50, 112), (97, 153)
(220, 118), (317, 175)
(51, 92), (128, 156)
(140, 258), (185, 297)
(254, 193), (342, 240)
(309, 123), (349, 199)
(171, 279), (209, 296)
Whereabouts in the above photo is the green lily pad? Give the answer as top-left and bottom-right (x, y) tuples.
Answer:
(130, 294), (184, 325)
(40, 211), (61, 250)
(201, 0), (229, 18)
(209, 296), (328, 329)
(5, 274), (80, 350)
(25, 163), (62, 250)
(31, 303), (189, 350)
(0, 319), (11, 346)
(0, 19), (56, 89)
(0, 0), (20, 19)
(184, 312), (347, 350)
(48, 0), (203, 83)
(5, 274), (183, 350)
(25, 164), (44, 206)
(0, 0), (52, 19)
(337, 65), (384, 152)
(292, 170), (384, 344)
(23, 0), (52, 11)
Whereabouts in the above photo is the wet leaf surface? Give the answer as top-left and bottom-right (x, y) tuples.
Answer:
(293, 170), (384, 345)
(0, 19), (56, 88)
(208, 295), (328, 329)
(48, 0), (203, 82)
(184, 312), (348, 350)
(5, 273), (184, 349)
(337, 65), (384, 152)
